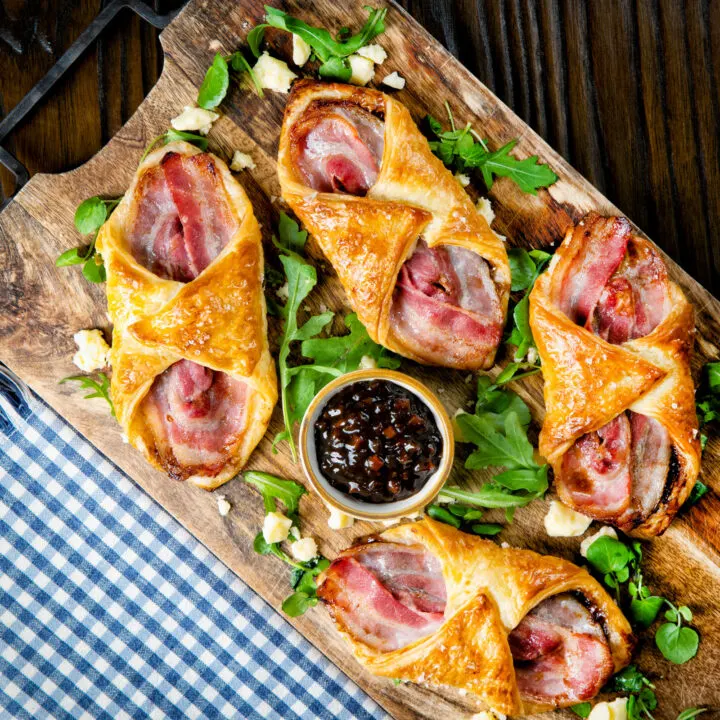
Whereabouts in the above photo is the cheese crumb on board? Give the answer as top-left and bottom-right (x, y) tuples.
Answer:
(328, 506), (354, 530)
(359, 355), (377, 369)
(292, 35), (312, 66)
(290, 537), (318, 562)
(476, 196), (495, 225)
(253, 52), (297, 93)
(455, 172), (471, 187)
(217, 496), (231, 516)
(72, 329), (110, 372)
(348, 54), (375, 85)
(544, 500), (592, 537)
(230, 150), (256, 171)
(588, 698), (628, 720)
(171, 105), (219, 135)
(357, 43), (387, 64)
(382, 71), (406, 90)
(471, 712), (506, 720)
(581, 526), (618, 558)
(263, 511), (293, 544)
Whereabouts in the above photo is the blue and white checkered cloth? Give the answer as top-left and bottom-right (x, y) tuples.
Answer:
(0, 371), (388, 719)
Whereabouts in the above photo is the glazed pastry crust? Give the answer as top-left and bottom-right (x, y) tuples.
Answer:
(320, 518), (633, 716)
(97, 141), (277, 489)
(277, 80), (511, 369)
(529, 219), (701, 536)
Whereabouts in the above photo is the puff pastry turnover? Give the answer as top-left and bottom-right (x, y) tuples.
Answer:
(318, 518), (633, 715)
(529, 214), (700, 536)
(97, 141), (277, 489)
(277, 80), (511, 370)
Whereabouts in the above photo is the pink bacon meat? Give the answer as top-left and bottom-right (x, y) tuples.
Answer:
(129, 151), (248, 480)
(553, 216), (672, 526)
(290, 102), (385, 195)
(318, 542), (447, 652)
(390, 240), (504, 368)
(509, 593), (614, 705)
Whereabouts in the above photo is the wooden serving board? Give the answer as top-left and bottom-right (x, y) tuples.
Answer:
(2, 1), (719, 717)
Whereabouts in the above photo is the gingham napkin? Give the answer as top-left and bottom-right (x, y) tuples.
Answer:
(0, 370), (388, 720)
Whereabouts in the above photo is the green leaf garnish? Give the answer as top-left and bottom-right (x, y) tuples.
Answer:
(74, 196), (108, 234)
(438, 378), (547, 515)
(59, 372), (115, 416)
(584, 534), (700, 664)
(247, 25), (268, 57)
(676, 709), (707, 720)
(424, 103), (557, 194)
(55, 247), (90, 267)
(197, 53), (230, 109)
(264, 5), (387, 63)
(282, 591), (318, 616)
(243, 470), (306, 521)
(318, 56), (352, 82)
(570, 703), (592, 718)
(683, 480), (709, 510)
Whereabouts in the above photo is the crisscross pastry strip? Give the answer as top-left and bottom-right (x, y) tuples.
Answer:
(97, 142), (277, 489)
(529, 213), (700, 536)
(318, 518), (633, 715)
(277, 80), (511, 370)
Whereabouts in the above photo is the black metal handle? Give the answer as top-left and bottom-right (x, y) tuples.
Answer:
(0, 0), (182, 211)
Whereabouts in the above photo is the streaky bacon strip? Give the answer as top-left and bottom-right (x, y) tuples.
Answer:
(390, 241), (504, 368)
(509, 593), (614, 704)
(128, 152), (238, 282)
(554, 216), (632, 326)
(318, 542), (446, 652)
(129, 151), (248, 480)
(553, 215), (673, 526)
(289, 102), (385, 195)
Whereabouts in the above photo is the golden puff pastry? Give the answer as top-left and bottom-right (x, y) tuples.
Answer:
(529, 213), (700, 536)
(96, 141), (277, 489)
(318, 517), (633, 715)
(277, 79), (511, 371)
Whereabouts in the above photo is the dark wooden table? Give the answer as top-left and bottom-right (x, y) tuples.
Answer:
(1, 0), (718, 295)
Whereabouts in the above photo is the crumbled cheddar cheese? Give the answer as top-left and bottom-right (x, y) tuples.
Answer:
(581, 526), (618, 558)
(328, 506), (354, 530)
(476, 196), (495, 225)
(292, 35), (312, 67)
(262, 511), (293, 544)
(358, 355), (377, 369)
(230, 150), (256, 171)
(290, 537), (318, 562)
(170, 105), (219, 135)
(588, 698), (628, 720)
(253, 52), (297, 93)
(382, 71), (405, 90)
(544, 499), (592, 537)
(72, 329), (110, 372)
(357, 43), (387, 65)
(348, 54), (375, 86)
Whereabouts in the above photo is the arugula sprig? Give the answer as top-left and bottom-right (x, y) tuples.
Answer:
(271, 212), (399, 460)
(426, 503), (503, 537)
(244, 471), (329, 616)
(585, 535), (700, 664)
(56, 196), (121, 283)
(59, 372), (115, 417)
(425, 103), (558, 195)
(139, 129), (209, 164)
(504, 247), (552, 373)
(197, 50), (263, 110)
(439, 377), (548, 518)
(251, 5), (387, 81)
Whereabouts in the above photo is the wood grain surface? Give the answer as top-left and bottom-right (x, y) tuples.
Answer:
(1, 1), (720, 718)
